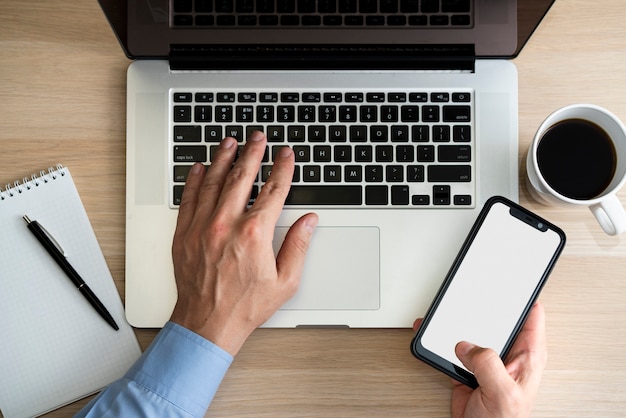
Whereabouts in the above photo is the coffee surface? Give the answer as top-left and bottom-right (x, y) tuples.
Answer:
(537, 119), (616, 200)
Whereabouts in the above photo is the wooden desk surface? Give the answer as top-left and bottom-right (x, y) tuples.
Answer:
(1, 1), (625, 416)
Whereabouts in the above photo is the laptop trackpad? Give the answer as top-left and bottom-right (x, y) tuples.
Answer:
(273, 226), (380, 310)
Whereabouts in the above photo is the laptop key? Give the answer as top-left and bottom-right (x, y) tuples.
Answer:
(391, 185), (410, 205)
(174, 145), (207, 162)
(428, 165), (471, 182)
(174, 126), (201, 142)
(365, 185), (388, 205)
(285, 185), (363, 205)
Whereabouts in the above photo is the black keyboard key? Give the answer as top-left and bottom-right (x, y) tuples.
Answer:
(433, 185), (451, 205)
(257, 0), (275, 12)
(195, 0), (213, 13)
(319, 0), (337, 12)
(396, 145), (414, 162)
(292, 145), (310, 162)
(386, 165), (404, 182)
(205, 126), (223, 142)
(313, 145), (332, 162)
(407, 165), (425, 182)
(431, 93), (449, 102)
(359, 0), (377, 12)
(401, 0), (419, 12)
(329, 126), (347, 142)
(174, 145), (207, 162)
(412, 194), (429, 205)
(277, 0), (296, 12)
(438, 145), (471, 162)
(174, 92), (192, 102)
(173, 185), (185, 205)
(442, 0), (470, 12)
(302, 165), (321, 182)
(324, 165), (342, 182)
(334, 145), (352, 162)
(195, 106), (212, 122)
(422, 106), (440, 122)
(298, 0), (316, 12)
(452, 92), (471, 102)
(224, 125), (244, 141)
(375, 145), (393, 162)
(349, 126), (367, 142)
(365, 165), (384, 182)
(285, 185), (362, 205)
(345, 165), (362, 182)
(454, 195), (472, 205)
(345, 93), (364, 102)
(215, 0), (234, 12)
(236, 0), (254, 12)
(355, 145), (373, 162)
(174, 126), (201, 142)
(453, 125), (471, 142)
(417, 145), (435, 162)
(391, 185), (409, 205)
(432, 125), (450, 142)
(428, 165), (471, 182)
(339, 0), (357, 12)
(308, 126), (326, 142)
(173, 165), (194, 182)
(217, 93), (236, 102)
(443, 106), (471, 122)
(195, 92), (214, 102)
(391, 126), (409, 142)
(174, 106), (192, 122)
(451, 15), (471, 26)
(421, 0), (439, 12)
(174, 15), (194, 26)
(174, 0), (192, 12)
(365, 185), (388, 205)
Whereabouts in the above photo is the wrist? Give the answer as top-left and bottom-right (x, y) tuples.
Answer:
(170, 303), (254, 356)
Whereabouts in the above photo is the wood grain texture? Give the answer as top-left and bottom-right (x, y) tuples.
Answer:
(1, 0), (625, 416)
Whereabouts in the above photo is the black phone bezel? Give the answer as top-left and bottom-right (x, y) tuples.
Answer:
(410, 195), (566, 388)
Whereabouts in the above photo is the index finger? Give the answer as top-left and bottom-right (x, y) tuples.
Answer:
(246, 145), (295, 227)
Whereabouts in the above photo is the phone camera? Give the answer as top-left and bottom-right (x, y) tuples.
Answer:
(537, 222), (544, 230)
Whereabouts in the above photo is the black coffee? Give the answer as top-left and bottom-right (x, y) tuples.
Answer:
(537, 119), (616, 200)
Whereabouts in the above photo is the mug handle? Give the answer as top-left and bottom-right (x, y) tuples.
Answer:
(590, 194), (626, 235)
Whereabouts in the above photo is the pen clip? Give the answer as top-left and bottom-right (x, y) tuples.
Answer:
(23, 215), (67, 257)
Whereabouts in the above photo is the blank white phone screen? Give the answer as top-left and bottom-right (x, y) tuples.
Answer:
(420, 202), (562, 371)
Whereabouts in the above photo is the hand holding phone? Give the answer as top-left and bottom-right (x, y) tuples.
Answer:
(411, 196), (565, 389)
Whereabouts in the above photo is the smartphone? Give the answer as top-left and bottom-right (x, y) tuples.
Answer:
(411, 196), (566, 388)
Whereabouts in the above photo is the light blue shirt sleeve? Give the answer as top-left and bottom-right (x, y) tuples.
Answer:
(75, 321), (233, 418)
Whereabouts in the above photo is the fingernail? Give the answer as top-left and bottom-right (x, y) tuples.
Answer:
(248, 130), (265, 142)
(221, 137), (236, 148)
(456, 341), (476, 358)
(191, 163), (204, 174)
(304, 214), (319, 234)
(278, 146), (293, 158)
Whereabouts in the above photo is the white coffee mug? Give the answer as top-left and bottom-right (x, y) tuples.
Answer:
(526, 104), (626, 235)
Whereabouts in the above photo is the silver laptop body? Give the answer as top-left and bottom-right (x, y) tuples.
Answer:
(98, 0), (555, 328)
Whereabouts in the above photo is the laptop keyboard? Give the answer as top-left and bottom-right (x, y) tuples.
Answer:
(171, 0), (472, 27)
(171, 89), (474, 208)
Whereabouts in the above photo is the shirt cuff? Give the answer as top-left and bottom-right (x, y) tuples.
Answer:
(125, 321), (233, 417)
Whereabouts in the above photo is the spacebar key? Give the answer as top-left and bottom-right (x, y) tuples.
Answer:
(285, 185), (363, 205)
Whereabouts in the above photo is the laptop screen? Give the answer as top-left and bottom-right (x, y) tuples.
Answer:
(99, 0), (555, 60)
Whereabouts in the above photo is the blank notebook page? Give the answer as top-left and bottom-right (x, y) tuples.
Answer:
(0, 166), (141, 418)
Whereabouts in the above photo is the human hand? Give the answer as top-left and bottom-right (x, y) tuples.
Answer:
(413, 302), (547, 418)
(170, 131), (318, 356)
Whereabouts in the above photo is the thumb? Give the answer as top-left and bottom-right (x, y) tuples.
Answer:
(455, 341), (514, 391)
(276, 213), (318, 286)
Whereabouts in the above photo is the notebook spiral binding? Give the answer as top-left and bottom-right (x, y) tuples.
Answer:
(0, 164), (66, 201)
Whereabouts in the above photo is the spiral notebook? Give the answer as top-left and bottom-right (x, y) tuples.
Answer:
(0, 165), (141, 418)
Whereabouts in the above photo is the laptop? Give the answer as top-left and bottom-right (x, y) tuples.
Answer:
(98, 0), (555, 328)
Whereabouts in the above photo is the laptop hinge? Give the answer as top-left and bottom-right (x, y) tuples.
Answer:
(169, 44), (475, 72)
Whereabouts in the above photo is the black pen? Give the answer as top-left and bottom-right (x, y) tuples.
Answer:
(23, 215), (119, 331)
